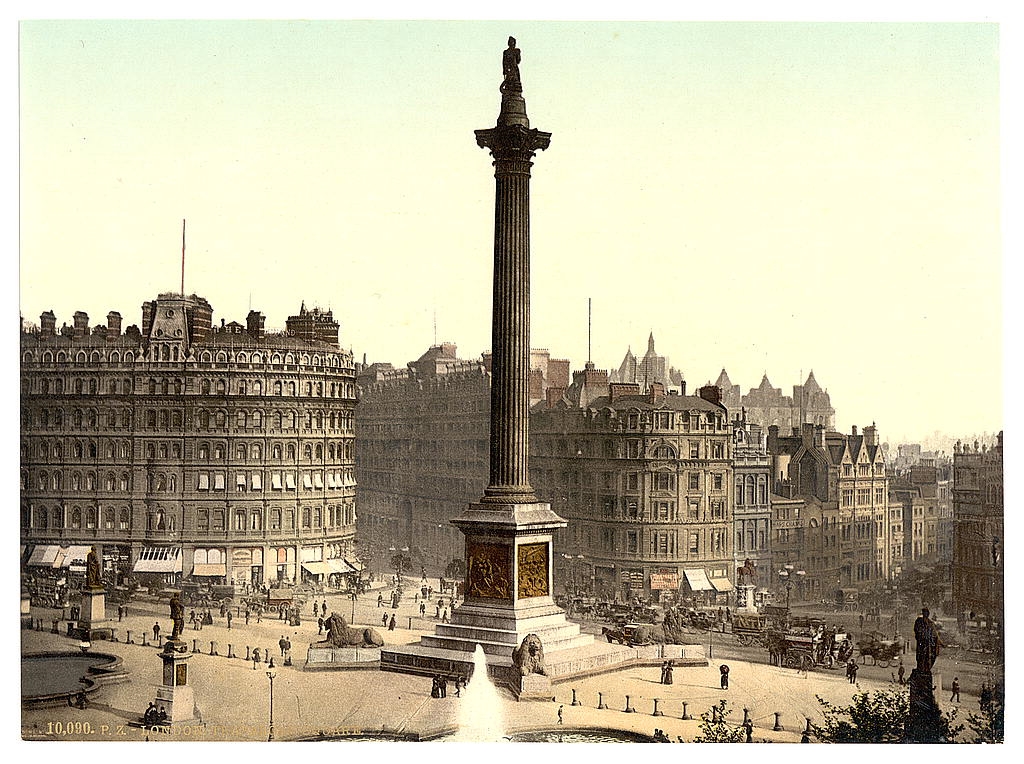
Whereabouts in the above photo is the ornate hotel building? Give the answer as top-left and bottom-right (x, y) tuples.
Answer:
(531, 369), (736, 604)
(20, 293), (358, 587)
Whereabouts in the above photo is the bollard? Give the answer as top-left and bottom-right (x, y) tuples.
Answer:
(653, 698), (663, 717)
(571, 688), (581, 706)
(804, 717), (812, 735)
(681, 701), (692, 720)
(142, 634), (148, 646)
(265, 648), (271, 663)
(598, 692), (607, 710)
(245, 646), (251, 661)
(210, 641), (218, 656)
(52, 620), (59, 634)
(711, 706), (720, 723)
(743, 708), (750, 725)
(126, 630), (132, 644)
(192, 639), (199, 653)
(227, 644), (235, 658)
(773, 711), (784, 731)
(408, 617), (412, 629)
(624, 695), (635, 713)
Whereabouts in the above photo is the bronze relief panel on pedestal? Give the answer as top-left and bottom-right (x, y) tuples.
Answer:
(517, 542), (549, 598)
(467, 542), (512, 599)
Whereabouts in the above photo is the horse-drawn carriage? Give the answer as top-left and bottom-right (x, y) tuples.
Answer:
(602, 623), (654, 647)
(857, 631), (902, 667)
(766, 623), (853, 671)
(732, 613), (770, 646)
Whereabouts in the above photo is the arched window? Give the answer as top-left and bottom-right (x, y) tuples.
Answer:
(745, 475), (755, 506)
(86, 472), (95, 490)
(252, 444), (262, 459)
(120, 473), (129, 491)
(315, 444), (323, 460)
(237, 411), (247, 428)
(216, 380), (226, 394)
(287, 444), (296, 460)
(86, 507), (97, 529)
(237, 443), (247, 460)
(253, 381), (262, 395)
(105, 473), (115, 491)
(36, 506), (48, 528)
(274, 381), (282, 395)
(272, 444), (282, 459)
(104, 507), (115, 529)
(304, 444), (313, 460)
(201, 379), (211, 394)
(119, 509), (129, 530)
(71, 473), (81, 491)
(71, 508), (82, 529)
(758, 476), (767, 504)
(735, 477), (745, 505)
(253, 411), (262, 428)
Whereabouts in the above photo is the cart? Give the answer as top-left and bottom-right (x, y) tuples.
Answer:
(857, 631), (902, 667)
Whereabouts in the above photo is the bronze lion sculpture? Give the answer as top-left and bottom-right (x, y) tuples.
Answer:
(512, 633), (546, 676)
(320, 613), (384, 648)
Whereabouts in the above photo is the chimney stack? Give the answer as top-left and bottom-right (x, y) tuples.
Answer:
(246, 310), (265, 340)
(40, 310), (56, 337)
(72, 311), (90, 337)
(107, 311), (122, 337)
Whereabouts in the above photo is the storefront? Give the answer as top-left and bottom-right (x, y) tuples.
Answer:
(132, 546), (183, 585)
(682, 568), (715, 606)
(191, 548), (227, 582)
(272, 547), (296, 583)
(231, 548), (264, 586)
(709, 574), (734, 606)
(651, 568), (680, 605)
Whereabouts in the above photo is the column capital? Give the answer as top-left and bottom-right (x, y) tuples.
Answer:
(475, 124), (552, 157)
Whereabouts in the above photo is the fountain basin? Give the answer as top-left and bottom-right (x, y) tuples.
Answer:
(22, 652), (126, 708)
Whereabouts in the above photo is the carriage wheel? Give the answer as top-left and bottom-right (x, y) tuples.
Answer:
(801, 654), (814, 671)
(824, 654), (835, 669)
(785, 654), (800, 668)
(878, 659), (891, 669)
(738, 634), (753, 646)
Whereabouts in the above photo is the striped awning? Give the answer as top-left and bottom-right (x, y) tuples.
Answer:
(27, 545), (62, 567)
(60, 545), (93, 568)
(133, 547), (182, 573)
(683, 568), (714, 592)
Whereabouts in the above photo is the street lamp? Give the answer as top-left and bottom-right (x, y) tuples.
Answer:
(266, 659), (277, 741)
(778, 565), (805, 611)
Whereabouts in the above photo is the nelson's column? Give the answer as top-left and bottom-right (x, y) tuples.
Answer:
(382, 38), (611, 693)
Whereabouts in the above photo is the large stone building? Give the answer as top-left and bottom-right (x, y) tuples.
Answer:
(952, 433), (1003, 640)
(717, 369), (835, 431)
(767, 423), (890, 602)
(20, 294), (359, 587)
(355, 343), (568, 574)
(531, 375), (735, 604)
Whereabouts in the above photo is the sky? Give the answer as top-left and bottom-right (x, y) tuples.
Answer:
(17, 18), (1005, 444)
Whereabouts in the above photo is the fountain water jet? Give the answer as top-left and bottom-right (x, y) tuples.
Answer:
(452, 644), (506, 742)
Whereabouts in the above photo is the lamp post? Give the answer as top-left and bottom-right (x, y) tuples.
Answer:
(778, 564), (805, 611)
(266, 659), (277, 741)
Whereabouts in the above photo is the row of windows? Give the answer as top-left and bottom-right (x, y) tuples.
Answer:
(24, 503), (356, 533)
(23, 406), (355, 433)
(842, 462), (886, 477)
(840, 488), (886, 507)
(532, 438), (728, 460)
(195, 470), (354, 492)
(22, 347), (351, 369)
(569, 524), (729, 558)
(623, 410), (728, 432)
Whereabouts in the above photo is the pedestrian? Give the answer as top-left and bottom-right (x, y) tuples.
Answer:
(190, 610), (196, 626)
(454, 678), (462, 697)
(377, 593), (384, 608)
(153, 622), (161, 641)
(744, 720), (753, 743)
(318, 616), (325, 634)
(245, 609), (251, 625)
(382, 613), (389, 628)
(726, 607), (732, 623)
(951, 677), (961, 703)
(419, 602), (426, 616)
(441, 609), (449, 624)
(660, 661), (668, 684)
(897, 661), (905, 685)
(279, 636), (288, 657)
(415, 592), (419, 603)
(440, 675), (448, 698)
(227, 611), (233, 630)
(388, 614), (396, 631)
(720, 664), (730, 690)
(436, 603), (441, 618)
(665, 660), (674, 685)
(252, 647), (261, 669)
(557, 705), (564, 725)
(431, 676), (440, 698)
(117, 605), (123, 622)
(322, 600), (328, 617)
(848, 660), (858, 684)
(859, 613), (865, 629)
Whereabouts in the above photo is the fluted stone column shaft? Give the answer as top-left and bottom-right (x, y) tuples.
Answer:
(475, 125), (550, 504)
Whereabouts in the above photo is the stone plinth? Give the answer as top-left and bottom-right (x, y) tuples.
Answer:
(905, 668), (944, 742)
(305, 645), (381, 670)
(21, 592), (32, 629)
(517, 672), (553, 701)
(736, 584), (758, 614)
(154, 640), (197, 725)
(68, 588), (115, 641)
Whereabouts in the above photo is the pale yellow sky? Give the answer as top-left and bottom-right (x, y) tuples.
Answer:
(16, 18), (1006, 443)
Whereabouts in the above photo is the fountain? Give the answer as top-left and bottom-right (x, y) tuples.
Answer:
(452, 645), (507, 742)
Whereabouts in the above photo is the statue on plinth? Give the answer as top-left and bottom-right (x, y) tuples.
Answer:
(169, 593), (185, 641)
(86, 546), (103, 590)
(913, 608), (939, 672)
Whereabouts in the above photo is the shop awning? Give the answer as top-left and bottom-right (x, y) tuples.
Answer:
(326, 558), (357, 575)
(133, 547), (182, 573)
(60, 545), (92, 567)
(192, 563), (227, 577)
(709, 577), (734, 592)
(301, 561), (330, 576)
(683, 568), (714, 592)
(27, 545), (61, 567)
(345, 558), (364, 571)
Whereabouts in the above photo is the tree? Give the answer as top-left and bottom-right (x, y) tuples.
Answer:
(390, 553), (412, 580)
(691, 700), (746, 743)
(811, 687), (961, 743)
(966, 683), (1004, 743)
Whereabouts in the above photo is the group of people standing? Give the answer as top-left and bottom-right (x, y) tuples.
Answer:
(429, 674), (465, 698)
(659, 660), (674, 684)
